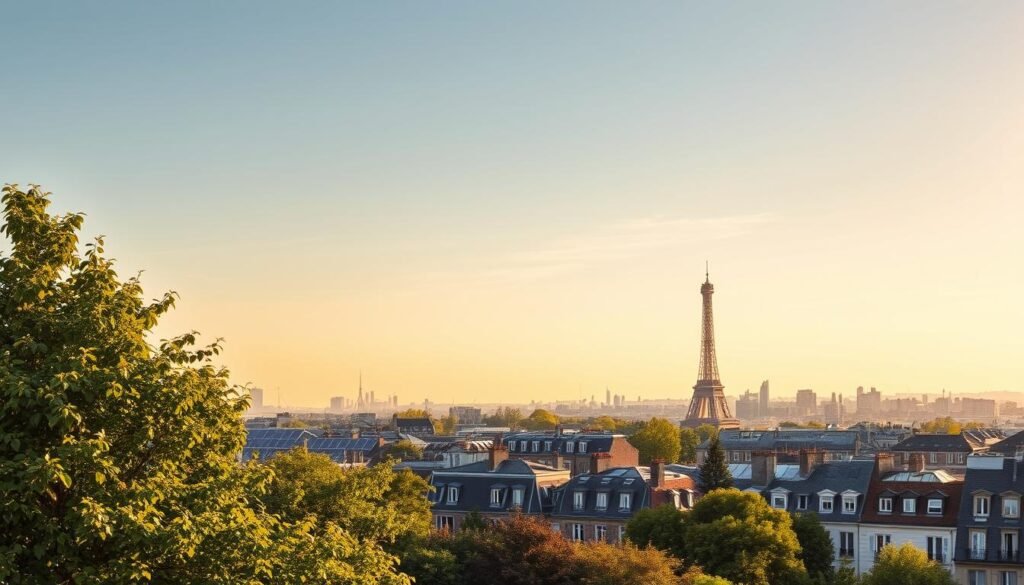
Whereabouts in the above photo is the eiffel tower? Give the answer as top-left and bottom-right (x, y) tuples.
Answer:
(682, 265), (739, 429)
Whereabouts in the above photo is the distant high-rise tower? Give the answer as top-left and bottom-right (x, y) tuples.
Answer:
(357, 372), (365, 409)
(682, 267), (740, 429)
(759, 380), (769, 418)
(250, 387), (264, 410)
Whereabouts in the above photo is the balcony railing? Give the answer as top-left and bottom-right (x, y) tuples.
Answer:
(962, 548), (1021, 562)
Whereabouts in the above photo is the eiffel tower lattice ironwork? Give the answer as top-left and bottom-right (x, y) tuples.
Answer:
(682, 266), (739, 429)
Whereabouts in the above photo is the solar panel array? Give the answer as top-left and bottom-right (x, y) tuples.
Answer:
(305, 437), (379, 463)
(241, 431), (380, 463)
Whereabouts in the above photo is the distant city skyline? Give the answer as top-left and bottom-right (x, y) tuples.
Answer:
(2, 2), (1022, 406)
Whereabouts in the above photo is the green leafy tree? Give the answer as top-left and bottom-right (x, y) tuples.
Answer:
(522, 409), (560, 431)
(628, 417), (682, 464)
(395, 408), (431, 419)
(460, 509), (487, 531)
(573, 540), (683, 585)
(624, 504), (687, 559)
(695, 424), (719, 443)
(589, 415), (618, 431)
(832, 561), (860, 585)
(0, 185), (409, 583)
(681, 567), (734, 585)
(261, 448), (431, 550)
(484, 406), (524, 430)
(684, 489), (806, 585)
(791, 513), (834, 582)
(382, 439), (424, 462)
(436, 414), (459, 435)
(698, 434), (733, 492)
(861, 543), (955, 585)
(919, 417), (962, 435)
(679, 427), (700, 464)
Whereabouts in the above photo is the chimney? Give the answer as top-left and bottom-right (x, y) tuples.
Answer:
(590, 452), (611, 475)
(908, 453), (926, 473)
(555, 424), (563, 437)
(651, 459), (666, 489)
(876, 452), (894, 476)
(751, 451), (776, 486)
(350, 428), (361, 439)
(489, 441), (509, 471)
(799, 449), (825, 477)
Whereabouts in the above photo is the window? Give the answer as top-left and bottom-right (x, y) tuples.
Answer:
(820, 496), (834, 513)
(928, 499), (943, 514)
(532, 441), (540, 452)
(579, 441), (588, 454)
(839, 532), (854, 558)
(744, 451), (751, 462)
(544, 440), (552, 451)
(435, 515), (454, 531)
(618, 525), (626, 543)
(595, 525), (607, 542)
(976, 495), (992, 517)
(1002, 571), (1017, 585)
(842, 495), (856, 514)
(566, 442), (575, 454)
(927, 536), (948, 563)
(595, 492), (608, 510)
(619, 493), (632, 511)
(573, 491), (585, 511)
(958, 453), (966, 464)
(968, 570), (986, 585)
(879, 497), (893, 513)
(447, 486), (459, 504)
(511, 488), (524, 507)
(970, 530), (987, 560)
(520, 441), (528, 452)
(571, 523), (585, 542)
(930, 452), (938, 464)
(490, 488), (504, 506)
(797, 495), (808, 510)
(903, 498), (917, 514)
(1004, 496), (1020, 518)
(731, 452), (741, 462)
(508, 441), (515, 452)
(874, 534), (891, 557)
(947, 452), (956, 464)
(772, 494), (787, 509)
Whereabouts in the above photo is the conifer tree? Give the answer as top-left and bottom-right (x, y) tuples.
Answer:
(698, 434), (733, 492)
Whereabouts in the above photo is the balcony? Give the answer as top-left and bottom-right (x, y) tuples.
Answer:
(962, 548), (1021, 562)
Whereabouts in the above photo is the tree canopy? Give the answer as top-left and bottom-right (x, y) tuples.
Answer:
(624, 504), (687, 559)
(679, 427), (700, 464)
(790, 513), (834, 583)
(861, 543), (956, 585)
(0, 185), (412, 584)
(522, 409), (560, 431)
(628, 417), (682, 464)
(698, 434), (733, 493)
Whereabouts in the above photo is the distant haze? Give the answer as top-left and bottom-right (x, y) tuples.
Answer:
(2, 2), (1022, 406)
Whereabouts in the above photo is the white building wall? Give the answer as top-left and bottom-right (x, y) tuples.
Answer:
(856, 524), (957, 575)
(822, 522), (863, 575)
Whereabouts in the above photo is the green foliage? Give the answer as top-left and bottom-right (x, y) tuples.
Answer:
(436, 414), (459, 435)
(589, 415), (618, 431)
(684, 489), (806, 585)
(832, 561), (860, 585)
(625, 504), (687, 559)
(791, 513), (834, 582)
(0, 185), (410, 584)
(695, 424), (719, 443)
(280, 418), (309, 428)
(483, 406), (524, 430)
(679, 427), (700, 464)
(395, 408), (431, 419)
(522, 409), (560, 431)
(381, 439), (424, 462)
(261, 449), (432, 550)
(918, 417), (977, 435)
(681, 567), (734, 585)
(460, 509), (487, 531)
(779, 421), (825, 429)
(861, 543), (956, 585)
(698, 435), (733, 492)
(628, 417), (682, 464)
(403, 515), (683, 585)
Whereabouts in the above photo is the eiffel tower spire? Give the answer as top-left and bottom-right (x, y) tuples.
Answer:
(683, 266), (739, 429)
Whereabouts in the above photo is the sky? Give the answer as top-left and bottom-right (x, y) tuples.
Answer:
(2, 2), (1023, 408)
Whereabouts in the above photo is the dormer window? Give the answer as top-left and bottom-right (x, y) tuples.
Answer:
(879, 497), (893, 513)
(544, 440), (552, 451)
(595, 492), (608, 510)
(511, 487), (524, 507)
(490, 488), (504, 507)
(903, 498), (916, 514)
(927, 499), (943, 515)
(520, 441), (528, 452)
(974, 494), (991, 517)
(818, 491), (836, 513)
(842, 495), (857, 514)
(619, 493), (632, 511)
(508, 442), (516, 452)
(1003, 495), (1020, 518)
(579, 441), (588, 454)
(447, 486), (460, 504)
(573, 491), (585, 510)
(797, 495), (808, 510)
(532, 441), (540, 452)
(566, 442), (575, 454)
(772, 494), (787, 509)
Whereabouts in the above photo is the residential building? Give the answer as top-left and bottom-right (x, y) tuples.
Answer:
(392, 415), (434, 436)
(428, 444), (570, 532)
(891, 430), (1005, 472)
(503, 430), (640, 476)
(858, 453), (962, 575)
(449, 406), (483, 425)
(954, 455), (1024, 585)
(735, 450), (874, 575)
(697, 429), (860, 465)
(550, 459), (696, 544)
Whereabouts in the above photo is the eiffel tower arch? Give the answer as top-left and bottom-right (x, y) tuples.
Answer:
(681, 267), (740, 430)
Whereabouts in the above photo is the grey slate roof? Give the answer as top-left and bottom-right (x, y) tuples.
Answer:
(740, 459), (875, 524)
(550, 467), (693, 521)
(986, 430), (1024, 455)
(429, 459), (567, 515)
(702, 429), (859, 452)
(504, 431), (623, 456)
(892, 431), (1003, 453)
(955, 456), (1024, 563)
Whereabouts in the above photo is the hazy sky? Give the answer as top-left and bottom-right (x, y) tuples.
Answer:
(2, 2), (1022, 407)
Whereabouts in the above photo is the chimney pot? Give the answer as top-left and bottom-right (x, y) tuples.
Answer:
(651, 459), (666, 488)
